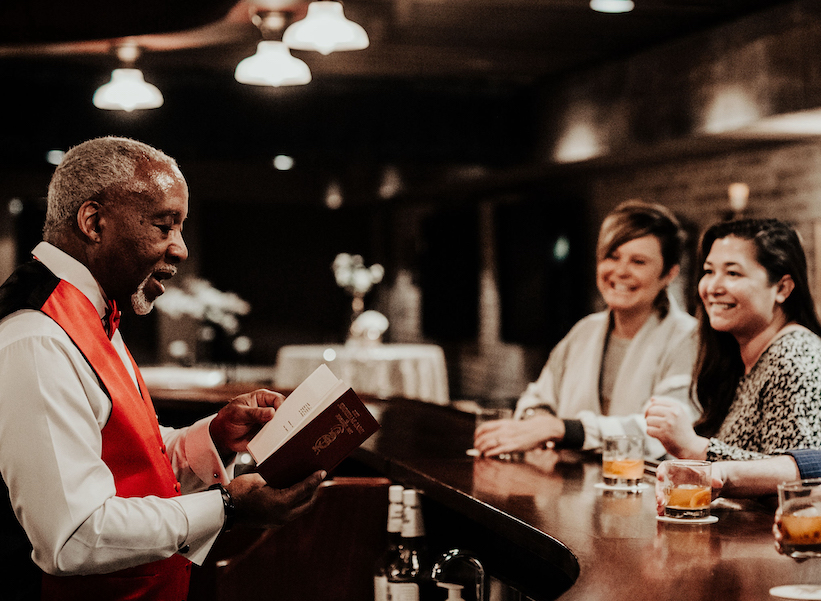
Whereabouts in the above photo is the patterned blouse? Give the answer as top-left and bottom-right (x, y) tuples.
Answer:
(707, 329), (821, 461)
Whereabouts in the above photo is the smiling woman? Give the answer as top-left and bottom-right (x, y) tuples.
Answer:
(645, 218), (821, 462)
(473, 200), (700, 460)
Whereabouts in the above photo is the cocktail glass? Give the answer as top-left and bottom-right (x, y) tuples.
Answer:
(770, 478), (821, 600)
(602, 435), (645, 488)
(659, 459), (711, 519)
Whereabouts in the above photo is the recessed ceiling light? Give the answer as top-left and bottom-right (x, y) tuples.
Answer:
(273, 155), (295, 170)
(590, 0), (634, 14)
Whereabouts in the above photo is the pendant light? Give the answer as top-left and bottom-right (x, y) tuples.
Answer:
(235, 41), (312, 86)
(282, 1), (369, 55)
(93, 43), (163, 111)
(235, 10), (312, 87)
(589, 0), (635, 13)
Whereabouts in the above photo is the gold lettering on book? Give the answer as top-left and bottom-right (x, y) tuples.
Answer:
(312, 402), (368, 455)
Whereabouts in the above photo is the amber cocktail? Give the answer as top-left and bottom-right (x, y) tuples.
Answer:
(660, 460), (712, 519)
(664, 484), (712, 519)
(770, 479), (821, 600)
(779, 480), (821, 559)
(602, 435), (645, 487)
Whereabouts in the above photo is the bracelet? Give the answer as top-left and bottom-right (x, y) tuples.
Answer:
(208, 483), (236, 532)
(521, 406), (554, 420)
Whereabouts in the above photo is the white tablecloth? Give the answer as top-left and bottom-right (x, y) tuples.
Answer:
(274, 343), (449, 405)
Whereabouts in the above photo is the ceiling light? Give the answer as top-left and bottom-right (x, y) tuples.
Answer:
(93, 69), (164, 111)
(273, 154), (295, 170)
(93, 43), (163, 111)
(590, 0), (635, 14)
(235, 41), (312, 86)
(282, 1), (369, 55)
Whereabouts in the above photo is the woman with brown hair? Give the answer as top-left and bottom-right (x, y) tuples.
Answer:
(475, 200), (699, 459)
(646, 218), (821, 460)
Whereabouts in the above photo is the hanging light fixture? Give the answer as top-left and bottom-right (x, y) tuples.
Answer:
(235, 41), (312, 86)
(93, 43), (163, 111)
(282, 1), (369, 55)
(589, 0), (635, 13)
(235, 10), (312, 87)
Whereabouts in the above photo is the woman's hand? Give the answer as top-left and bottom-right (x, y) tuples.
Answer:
(473, 414), (565, 457)
(645, 397), (709, 459)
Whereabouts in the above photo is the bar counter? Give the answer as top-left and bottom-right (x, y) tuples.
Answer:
(149, 385), (809, 601)
(352, 398), (808, 601)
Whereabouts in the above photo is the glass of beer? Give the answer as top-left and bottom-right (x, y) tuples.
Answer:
(660, 460), (712, 519)
(602, 435), (645, 487)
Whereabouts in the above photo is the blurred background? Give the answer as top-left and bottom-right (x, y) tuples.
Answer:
(1, 0), (818, 404)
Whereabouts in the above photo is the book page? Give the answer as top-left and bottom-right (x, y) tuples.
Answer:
(247, 364), (347, 464)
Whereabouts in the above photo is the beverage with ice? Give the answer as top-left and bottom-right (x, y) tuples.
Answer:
(602, 459), (645, 486)
(769, 479), (821, 600)
(659, 459), (712, 519)
(780, 497), (821, 558)
(664, 484), (712, 519)
(602, 435), (645, 487)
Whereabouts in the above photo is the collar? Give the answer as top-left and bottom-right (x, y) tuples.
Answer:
(32, 241), (109, 322)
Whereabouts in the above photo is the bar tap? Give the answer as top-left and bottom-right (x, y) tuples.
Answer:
(430, 548), (486, 601)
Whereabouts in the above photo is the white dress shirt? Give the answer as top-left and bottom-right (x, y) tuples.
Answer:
(0, 242), (229, 575)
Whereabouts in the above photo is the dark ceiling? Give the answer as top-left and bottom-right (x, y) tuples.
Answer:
(0, 0), (796, 171)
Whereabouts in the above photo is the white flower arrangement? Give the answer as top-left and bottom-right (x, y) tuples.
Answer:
(332, 253), (384, 296)
(154, 277), (251, 336)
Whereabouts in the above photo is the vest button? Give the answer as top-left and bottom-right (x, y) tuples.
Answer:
(175, 482), (182, 493)
(161, 445), (167, 454)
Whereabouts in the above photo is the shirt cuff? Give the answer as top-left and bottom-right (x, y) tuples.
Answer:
(184, 415), (233, 486)
(173, 489), (225, 566)
(785, 449), (821, 480)
(562, 419), (585, 449)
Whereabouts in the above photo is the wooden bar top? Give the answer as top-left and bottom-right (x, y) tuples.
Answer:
(149, 383), (808, 601)
(352, 398), (809, 601)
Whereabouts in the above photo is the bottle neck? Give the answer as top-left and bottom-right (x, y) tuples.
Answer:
(401, 505), (425, 539)
(387, 501), (404, 534)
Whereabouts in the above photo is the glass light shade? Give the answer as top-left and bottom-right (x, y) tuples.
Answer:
(235, 41), (312, 87)
(92, 68), (164, 111)
(589, 0), (634, 13)
(282, 1), (369, 55)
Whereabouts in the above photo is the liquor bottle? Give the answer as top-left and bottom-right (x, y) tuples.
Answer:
(374, 484), (405, 601)
(387, 488), (436, 601)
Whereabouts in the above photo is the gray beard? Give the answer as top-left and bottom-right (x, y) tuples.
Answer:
(131, 274), (155, 316)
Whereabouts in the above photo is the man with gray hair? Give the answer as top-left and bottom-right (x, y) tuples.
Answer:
(0, 136), (324, 601)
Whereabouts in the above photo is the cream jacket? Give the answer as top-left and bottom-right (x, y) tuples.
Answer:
(515, 296), (700, 459)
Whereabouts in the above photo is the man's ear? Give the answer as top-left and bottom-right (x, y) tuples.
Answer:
(77, 200), (103, 243)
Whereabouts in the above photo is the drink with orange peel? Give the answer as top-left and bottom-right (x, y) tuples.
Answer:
(602, 435), (645, 487)
(778, 479), (821, 559)
(660, 460), (712, 519)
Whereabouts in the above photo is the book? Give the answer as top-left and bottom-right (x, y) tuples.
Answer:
(246, 364), (380, 488)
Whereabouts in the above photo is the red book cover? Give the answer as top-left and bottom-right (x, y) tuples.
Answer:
(255, 388), (380, 488)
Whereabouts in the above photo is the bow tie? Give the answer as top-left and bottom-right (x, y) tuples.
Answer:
(104, 300), (121, 340)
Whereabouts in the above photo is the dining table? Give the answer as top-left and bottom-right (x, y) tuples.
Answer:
(274, 342), (450, 405)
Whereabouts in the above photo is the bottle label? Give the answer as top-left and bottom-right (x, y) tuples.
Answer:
(389, 582), (420, 601)
(387, 504), (404, 533)
(401, 506), (425, 538)
(374, 575), (389, 601)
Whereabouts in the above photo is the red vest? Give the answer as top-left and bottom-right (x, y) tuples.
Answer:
(37, 279), (192, 601)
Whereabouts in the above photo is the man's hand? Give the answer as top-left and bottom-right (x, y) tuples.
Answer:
(210, 389), (285, 459)
(227, 471), (325, 529)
